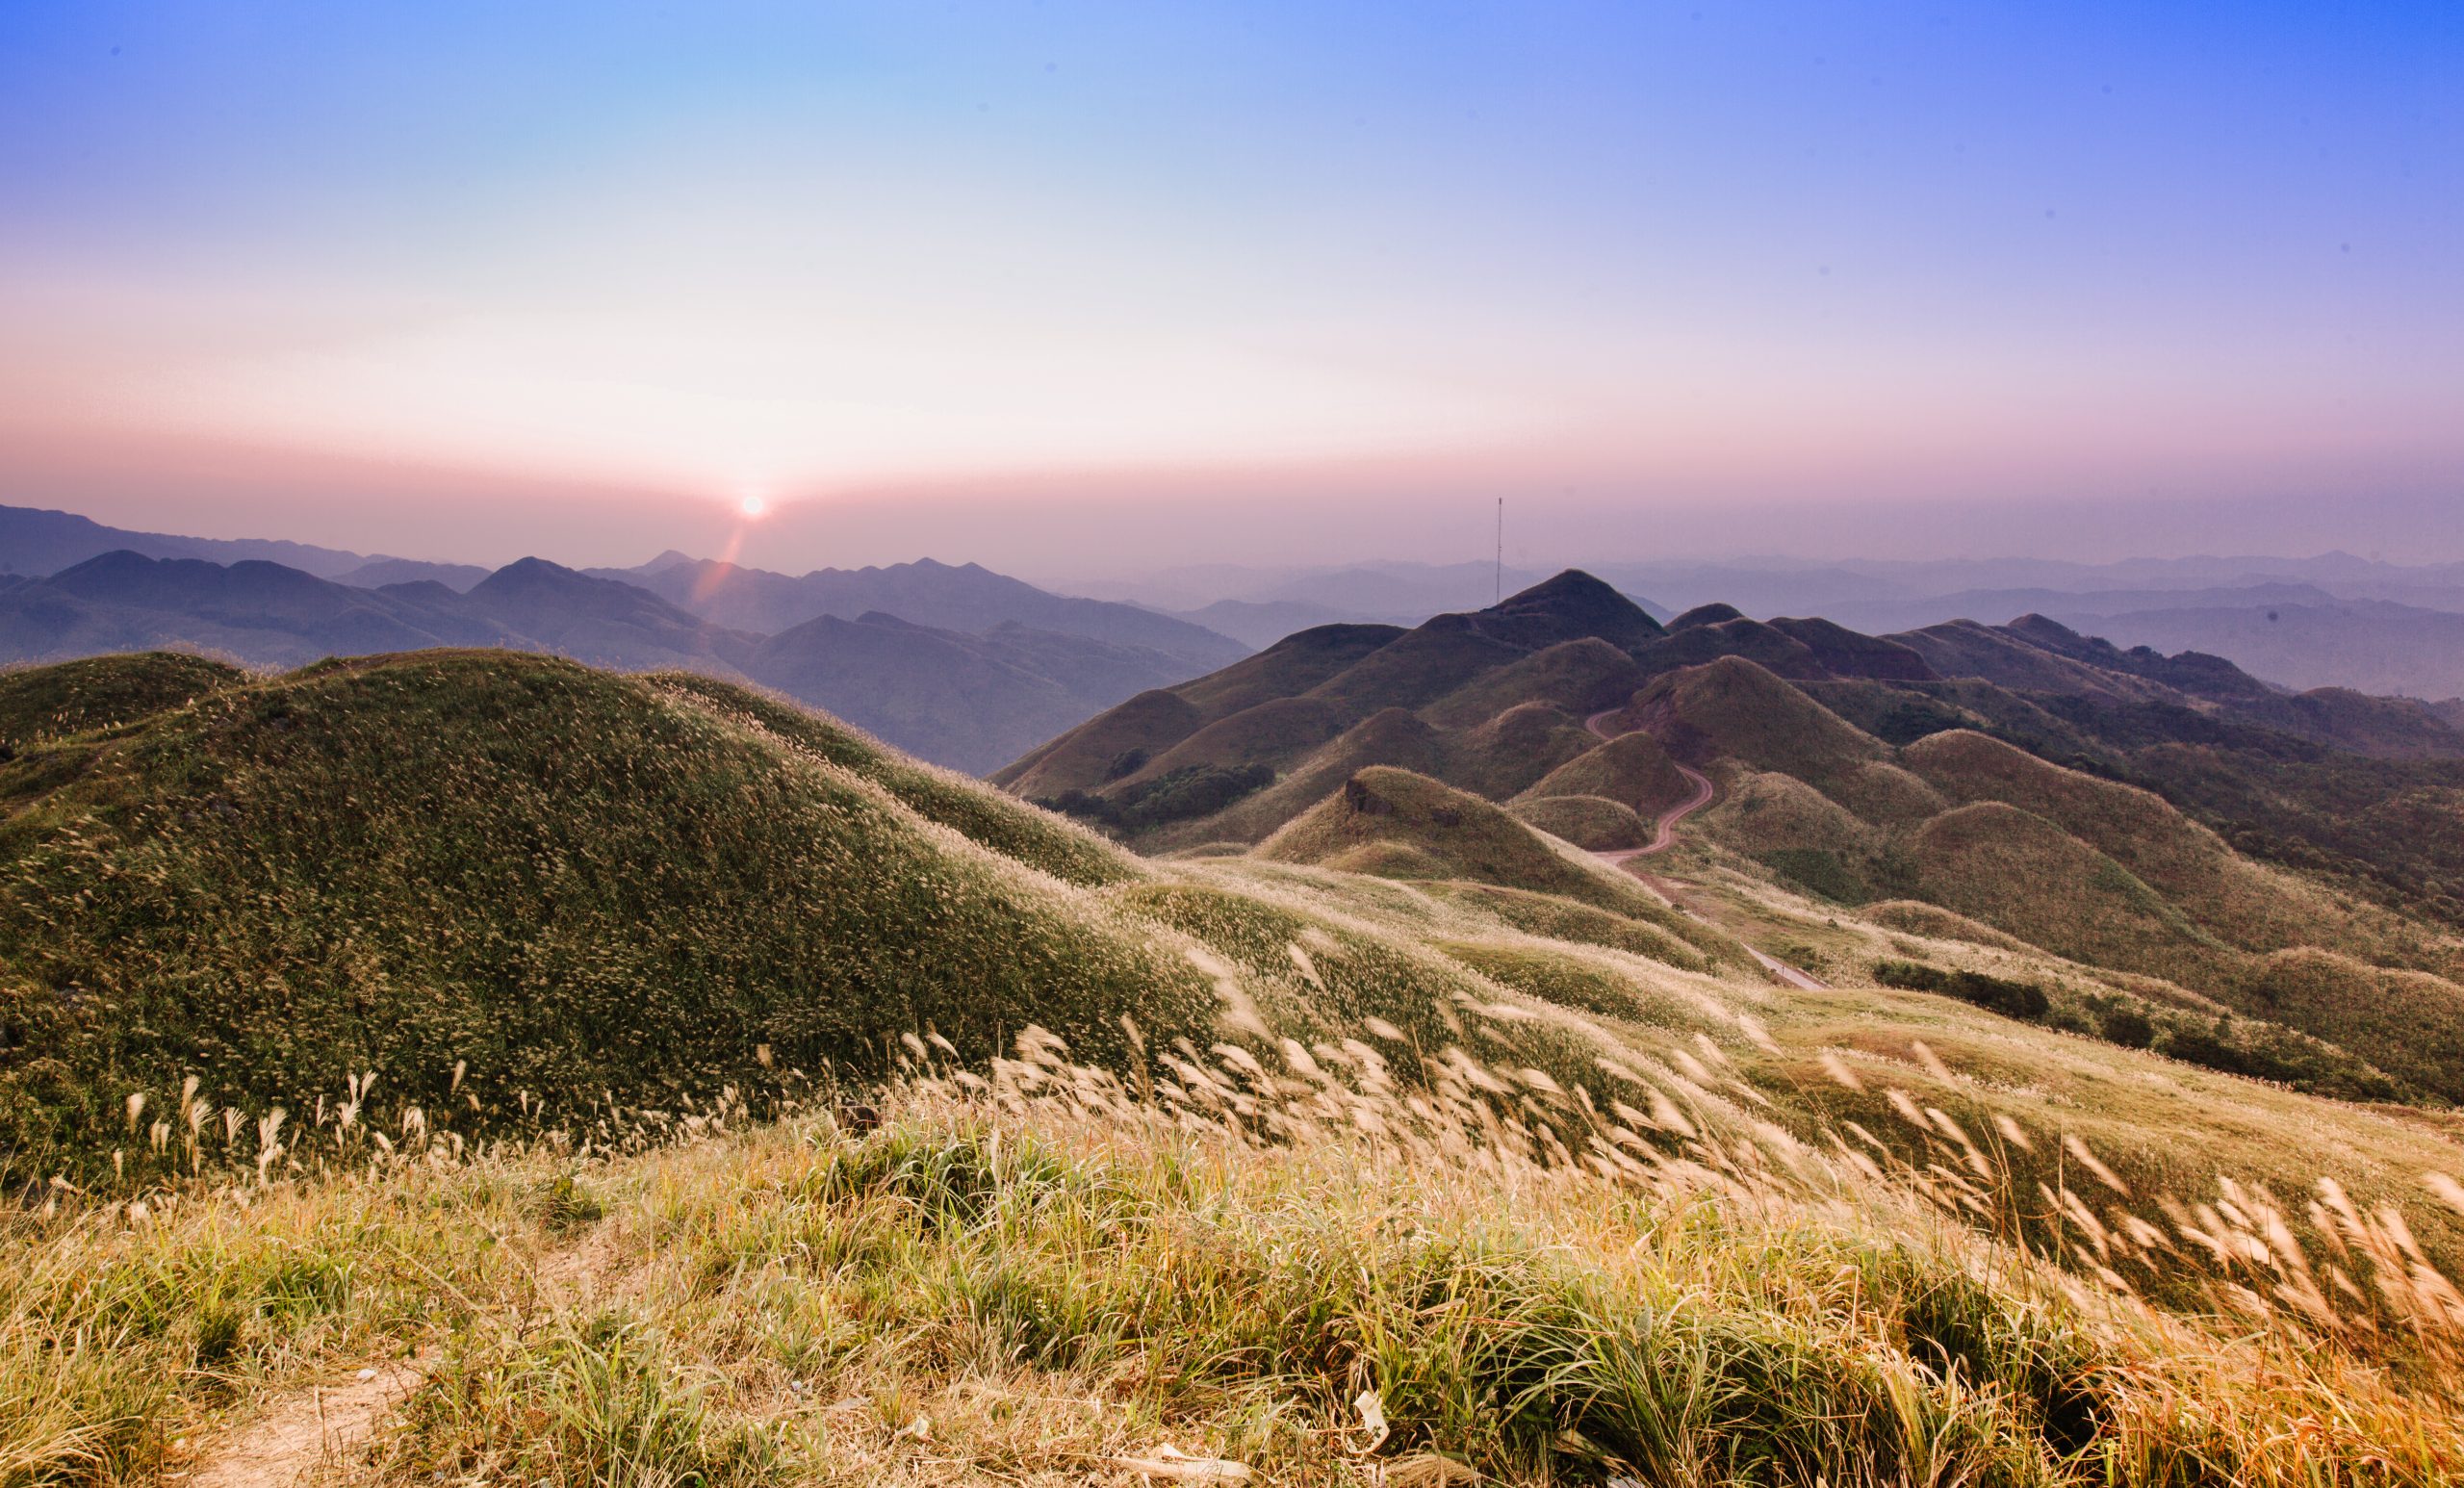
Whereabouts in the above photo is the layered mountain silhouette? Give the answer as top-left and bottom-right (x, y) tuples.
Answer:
(0, 546), (1240, 773)
(0, 501), (380, 577)
(1007, 571), (2464, 952)
(1003, 569), (2450, 822)
(584, 553), (1245, 673)
(1107, 552), (2464, 705)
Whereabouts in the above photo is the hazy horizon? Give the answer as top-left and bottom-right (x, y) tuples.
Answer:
(14, 487), (2464, 591)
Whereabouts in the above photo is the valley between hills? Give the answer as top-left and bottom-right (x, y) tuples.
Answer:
(11, 568), (2464, 1483)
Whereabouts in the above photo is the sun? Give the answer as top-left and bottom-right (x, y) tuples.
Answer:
(738, 493), (769, 519)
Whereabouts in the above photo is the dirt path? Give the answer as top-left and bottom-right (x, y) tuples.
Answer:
(1747, 946), (1830, 991)
(182, 1354), (432, 1488)
(1580, 710), (1831, 990)
(178, 1230), (612, 1488)
(1595, 764), (1715, 864)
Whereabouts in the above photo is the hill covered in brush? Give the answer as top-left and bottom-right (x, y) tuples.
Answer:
(1002, 572), (2464, 854)
(4, 648), (2456, 1234)
(18, 649), (2464, 1480)
(1002, 567), (2464, 897)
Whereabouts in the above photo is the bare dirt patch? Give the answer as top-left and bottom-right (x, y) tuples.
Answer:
(180, 1353), (432, 1488)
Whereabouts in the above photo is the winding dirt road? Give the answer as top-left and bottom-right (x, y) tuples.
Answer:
(1578, 707), (1830, 990)
(1582, 706), (1713, 863)
(1594, 764), (1714, 865)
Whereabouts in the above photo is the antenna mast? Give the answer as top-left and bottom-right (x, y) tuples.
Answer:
(1495, 497), (1502, 604)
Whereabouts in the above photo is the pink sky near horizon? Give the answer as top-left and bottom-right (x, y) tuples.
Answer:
(8, 411), (2457, 578)
(4, 3), (2458, 576)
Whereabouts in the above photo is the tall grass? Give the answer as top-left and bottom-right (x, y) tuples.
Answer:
(10, 1024), (2464, 1486)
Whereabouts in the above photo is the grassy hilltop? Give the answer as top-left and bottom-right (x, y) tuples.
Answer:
(8, 649), (2464, 1483)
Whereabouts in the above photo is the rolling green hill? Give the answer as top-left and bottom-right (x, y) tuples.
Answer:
(1515, 728), (1693, 817)
(15, 648), (2464, 1483)
(1256, 765), (1674, 916)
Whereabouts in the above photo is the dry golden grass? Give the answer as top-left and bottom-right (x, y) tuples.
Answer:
(1507, 793), (1650, 851)
(13, 1025), (2464, 1487)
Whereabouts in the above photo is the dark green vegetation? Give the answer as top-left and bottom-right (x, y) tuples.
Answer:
(1036, 761), (1274, 834)
(1872, 959), (2052, 1020)
(0, 651), (1212, 1176)
(0, 649), (1758, 1188)
(0, 653), (244, 753)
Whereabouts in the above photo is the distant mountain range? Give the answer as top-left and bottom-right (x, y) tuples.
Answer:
(16, 498), (2464, 769)
(1000, 570), (2464, 852)
(2034, 601), (2464, 700)
(0, 504), (1251, 772)
(994, 572), (2464, 1102)
(0, 501), (381, 578)
(1056, 552), (2464, 701)
(582, 552), (1244, 672)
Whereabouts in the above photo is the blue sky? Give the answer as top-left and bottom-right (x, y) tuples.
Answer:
(1, 2), (2457, 570)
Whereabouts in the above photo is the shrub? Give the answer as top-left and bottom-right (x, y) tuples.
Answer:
(2097, 1004), (2156, 1049)
(2149, 1016), (2402, 1102)
(1868, 698), (1970, 746)
(2156, 1018), (2246, 1076)
(1040, 762), (1274, 834)
(1872, 960), (2049, 1021)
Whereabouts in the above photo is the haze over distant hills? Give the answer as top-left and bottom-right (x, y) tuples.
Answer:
(0, 500), (385, 578)
(14, 498), (2464, 733)
(0, 503), (1251, 772)
(584, 552), (1244, 673)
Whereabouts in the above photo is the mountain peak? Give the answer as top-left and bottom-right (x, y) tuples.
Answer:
(2004, 612), (2088, 647)
(1471, 569), (1665, 653)
(487, 555), (574, 580)
(1669, 603), (1746, 631)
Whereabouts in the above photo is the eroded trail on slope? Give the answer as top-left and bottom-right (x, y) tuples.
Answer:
(177, 1233), (616, 1488)
(1579, 707), (1830, 990)
(184, 1355), (432, 1488)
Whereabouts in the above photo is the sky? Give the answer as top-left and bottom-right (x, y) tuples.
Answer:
(2, 1), (2459, 577)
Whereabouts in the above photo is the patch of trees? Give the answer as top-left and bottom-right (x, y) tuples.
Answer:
(1872, 960), (2050, 1021)
(2067, 991), (2404, 1103)
(1864, 697), (1970, 747)
(2152, 1012), (2402, 1104)
(1758, 848), (1870, 906)
(1039, 762), (1275, 835)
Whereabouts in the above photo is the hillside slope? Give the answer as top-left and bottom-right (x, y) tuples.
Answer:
(16, 649), (2464, 1485)
(1001, 571), (2464, 919)
(0, 652), (1200, 1171)
(13, 649), (2456, 1239)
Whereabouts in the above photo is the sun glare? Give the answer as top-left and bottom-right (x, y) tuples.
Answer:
(738, 493), (769, 519)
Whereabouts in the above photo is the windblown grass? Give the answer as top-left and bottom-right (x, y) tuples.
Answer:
(11, 1029), (2464, 1486)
